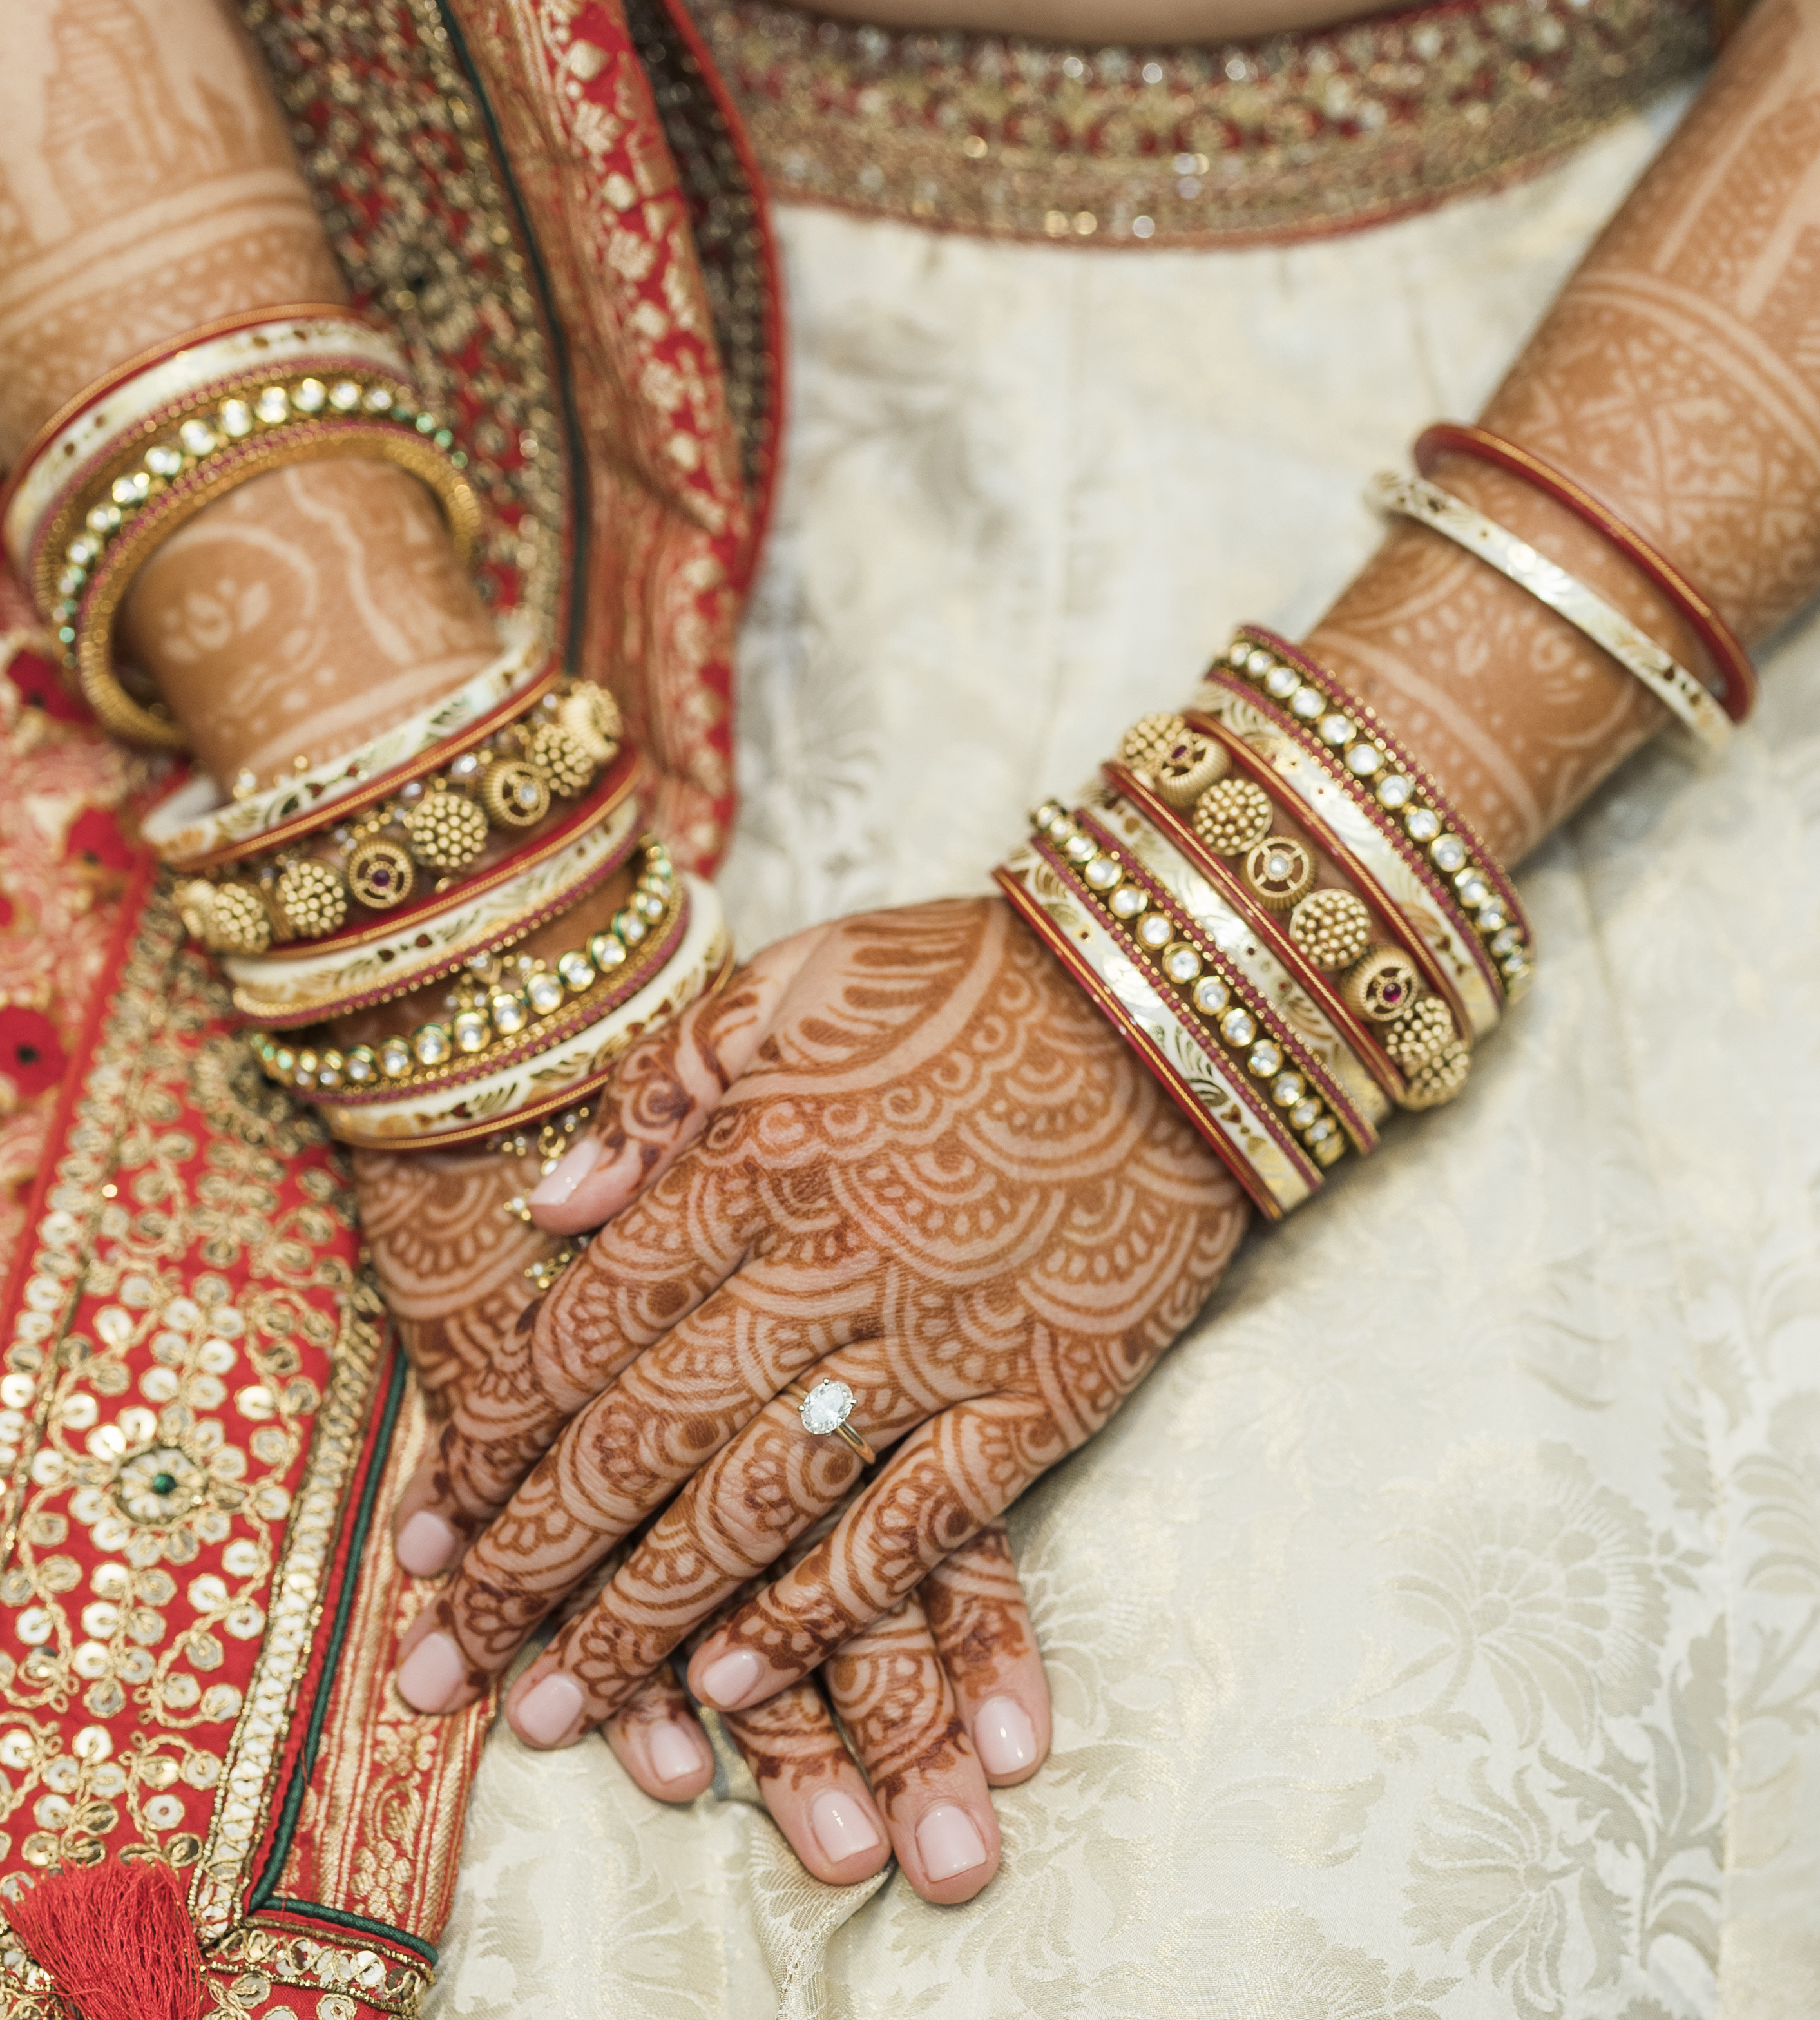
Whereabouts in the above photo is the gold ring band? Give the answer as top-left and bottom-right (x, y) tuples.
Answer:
(781, 1378), (876, 1465)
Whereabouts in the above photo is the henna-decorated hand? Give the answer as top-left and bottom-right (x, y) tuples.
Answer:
(356, 1135), (1051, 1900)
(388, 898), (1245, 1812)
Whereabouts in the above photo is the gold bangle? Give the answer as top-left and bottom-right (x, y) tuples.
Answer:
(73, 424), (480, 749)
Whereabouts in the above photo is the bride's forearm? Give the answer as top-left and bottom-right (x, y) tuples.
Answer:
(1309, 0), (1820, 867)
(0, 0), (495, 785)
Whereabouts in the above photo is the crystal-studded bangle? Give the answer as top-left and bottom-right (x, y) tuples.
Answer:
(220, 776), (643, 1028)
(997, 824), (1327, 1220)
(62, 407), (482, 750)
(1, 306), (406, 579)
(304, 873), (735, 1152)
(1199, 629), (1534, 1024)
(251, 836), (681, 1097)
(177, 678), (624, 952)
(1368, 472), (1732, 756)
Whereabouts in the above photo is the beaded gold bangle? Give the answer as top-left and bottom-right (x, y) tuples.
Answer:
(309, 874), (734, 1152)
(252, 838), (680, 1097)
(177, 679), (624, 953)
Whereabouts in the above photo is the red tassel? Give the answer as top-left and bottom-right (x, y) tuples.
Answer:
(6, 1859), (205, 2020)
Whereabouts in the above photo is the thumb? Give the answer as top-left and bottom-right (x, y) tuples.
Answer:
(526, 921), (826, 1233)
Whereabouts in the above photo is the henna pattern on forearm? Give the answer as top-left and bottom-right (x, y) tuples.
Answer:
(1310, 0), (1820, 862)
(410, 898), (1245, 1718)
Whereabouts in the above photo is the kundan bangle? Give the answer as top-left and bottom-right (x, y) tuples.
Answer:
(177, 678), (624, 952)
(307, 874), (734, 1151)
(66, 411), (481, 749)
(141, 617), (552, 869)
(1369, 472), (1732, 756)
(1414, 422), (1756, 724)
(221, 774), (642, 1026)
(1, 306), (408, 577)
(252, 837), (681, 1096)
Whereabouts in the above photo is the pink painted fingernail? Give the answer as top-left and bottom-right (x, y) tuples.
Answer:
(915, 1804), (988, 1882)
(396, 1631), (466, 1714)
(648, 1718), (707, 1785)
(810, 1789), (881, 1864)
(396, 1510), (458, 1578)
(528, 1135), (598, 1207)
(515, 1671), (586, 1747)
(974, 1695), (1037, 1776)
(698, 1648), (763, 1709)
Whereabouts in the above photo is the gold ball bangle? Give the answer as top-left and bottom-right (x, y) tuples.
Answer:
(1382, 995), (1459, 1069)
(1120, 711), (1189, 772)
(1400, 1035), (1472, 1110)
(1241, 834), (1317, 911)
(275, 858), (350, 939)
(403, 787), (490, 871)
(1192, 777), (1273, 856)
(526, 720), (595, 795)
(558, 684), (622, 761)
(1287, 888), (1372, 970)
(1341, 945), (1422, 1022)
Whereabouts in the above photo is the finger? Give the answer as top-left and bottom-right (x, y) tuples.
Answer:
(389, 1123), (758, 1579)
(921, 1523), (1050, 1786)
(527, 926), (826, 1235)
(600, 1664), (716, 1802)
(717, 1679), (892, 1885)
(492, 1352), (914, 1733)
(398, 1274), (880, 1706)
(825, 1588), (1000, 1904)
(687, 1395), (1055, 1712)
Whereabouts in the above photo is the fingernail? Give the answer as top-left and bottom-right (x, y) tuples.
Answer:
(515, 1670), (586, 1747)
(396, 1630), (466, 1714)
(647, 1718), (707, 1784)
(915, 1803), (988, 1882)
(528, 1135), (599, 1207)
(698, 1648), (763, 1709)
(974, 1695), (1037, 1776)
(810, 1789), (882, 1863)
(396, 1509), (458, 1578)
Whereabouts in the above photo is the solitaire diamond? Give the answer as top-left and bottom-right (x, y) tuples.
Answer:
(799, 1378), (856, 1436)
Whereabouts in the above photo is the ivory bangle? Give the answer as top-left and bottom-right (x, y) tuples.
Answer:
(1370, 470), (1731, 756)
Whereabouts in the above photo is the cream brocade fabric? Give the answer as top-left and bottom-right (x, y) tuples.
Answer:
(430, 88), (1820, 2019)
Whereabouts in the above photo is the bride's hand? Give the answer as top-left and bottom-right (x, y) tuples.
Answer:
(356, 1142), (1051, 1901)
(388, 896), (1244, 1760)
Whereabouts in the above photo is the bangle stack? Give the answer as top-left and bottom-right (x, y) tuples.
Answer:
(1, 305), (481, 749)
(997, 628), (1534, 1220)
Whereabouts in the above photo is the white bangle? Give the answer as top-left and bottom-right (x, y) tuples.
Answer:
(314, 874), (733, 1149)
(220, 778), (640, 1025)
(142, 615), (547, 867)
(1368, 471), (1731, 757)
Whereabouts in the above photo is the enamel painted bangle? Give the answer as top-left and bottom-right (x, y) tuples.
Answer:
(997, 832), (1323, 1220)
(1370, 472), (1731, 756)
(1203, 630), (1534, 1019)
(141, 618), (550, 870)
(69, 416), (481, 749)
(222, 778), (642, 1027)
(1067, 791), (1395, 1144)
(310, 874), (734, 1151)
(1, 306), (404, 577)
(179, 682), (625, 952)
(253, 839), (681, 1098)
(1414, 422), (1756, 724)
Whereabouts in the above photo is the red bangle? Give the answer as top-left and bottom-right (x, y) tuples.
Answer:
(1413, 422), (1757, 725)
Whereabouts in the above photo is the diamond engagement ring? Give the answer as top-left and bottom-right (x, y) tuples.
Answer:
(782, 1378), (877, 1465)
